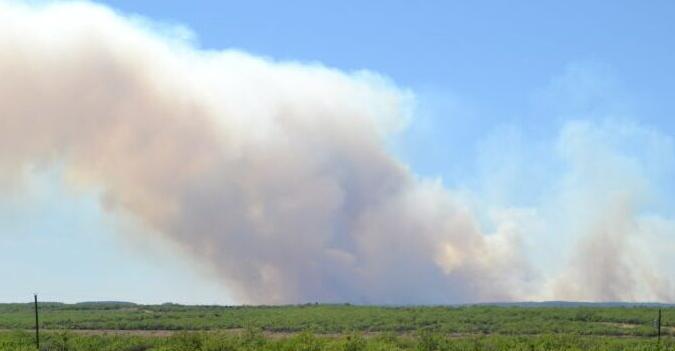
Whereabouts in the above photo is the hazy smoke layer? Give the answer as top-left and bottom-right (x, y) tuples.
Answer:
(549, 121), (675, 302)
(0, 2), (672, 303)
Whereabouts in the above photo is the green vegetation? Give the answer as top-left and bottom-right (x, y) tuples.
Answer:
(1, 303), (672, 336)
(0, 329), (673, 351)
(0, 303), (672, 350)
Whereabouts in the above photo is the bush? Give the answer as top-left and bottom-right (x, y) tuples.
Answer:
(343, 334), (366, 351)
(416, 330), (439, 351)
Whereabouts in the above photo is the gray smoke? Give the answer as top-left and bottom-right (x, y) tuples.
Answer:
(0, 2), (672, 304)
(0, 1), (532, 304)
(549, 121), (675, 302)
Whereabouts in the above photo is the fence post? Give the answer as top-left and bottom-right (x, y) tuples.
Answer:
(657, 308), (661, 344)
(34, 294), (39, 350)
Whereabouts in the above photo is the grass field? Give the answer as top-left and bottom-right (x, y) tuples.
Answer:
(0, 303), (672, 350)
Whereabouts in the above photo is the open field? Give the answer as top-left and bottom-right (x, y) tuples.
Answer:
(0, 330), (673, 351)
(1, 303), (673, 336)
(0, 303), (673, 350)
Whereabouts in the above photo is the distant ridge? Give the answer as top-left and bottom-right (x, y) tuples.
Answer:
(476, 301), (675, 308)
(74, 301), (137, 306)
(1, 301), (673, 308)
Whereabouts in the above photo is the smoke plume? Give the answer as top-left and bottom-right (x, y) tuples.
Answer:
(0, 2), (672, 303)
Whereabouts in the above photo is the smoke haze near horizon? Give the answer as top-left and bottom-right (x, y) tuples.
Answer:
(0, 1), (673, 304)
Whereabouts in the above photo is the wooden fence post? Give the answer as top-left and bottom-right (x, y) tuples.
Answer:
(34, 294), (39, 350)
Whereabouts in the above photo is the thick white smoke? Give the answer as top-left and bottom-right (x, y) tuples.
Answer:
(0, 1), (531, 304)
(0, 2), (672, 303)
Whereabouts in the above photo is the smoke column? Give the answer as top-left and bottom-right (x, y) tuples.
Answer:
(0, 2), (672, 303)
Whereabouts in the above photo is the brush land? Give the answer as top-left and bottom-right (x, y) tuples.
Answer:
(0, 303), (673, 350)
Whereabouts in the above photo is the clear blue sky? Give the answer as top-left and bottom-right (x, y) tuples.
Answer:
(2, 0), (674, 304)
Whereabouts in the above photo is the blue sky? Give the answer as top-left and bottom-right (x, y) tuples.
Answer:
(100, 0), (675, 204)
(2, 0), (675, 304)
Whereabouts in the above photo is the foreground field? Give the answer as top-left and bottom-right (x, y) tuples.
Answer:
(0, 303), (672, 350)
(1, 303), (673, 336)
(0, 329), (673, 351)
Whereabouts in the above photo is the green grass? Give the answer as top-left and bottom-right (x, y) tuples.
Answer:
(0, 303), (672, 337)
(0, 329), (673, 351)
(0, 303), (672, 350)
